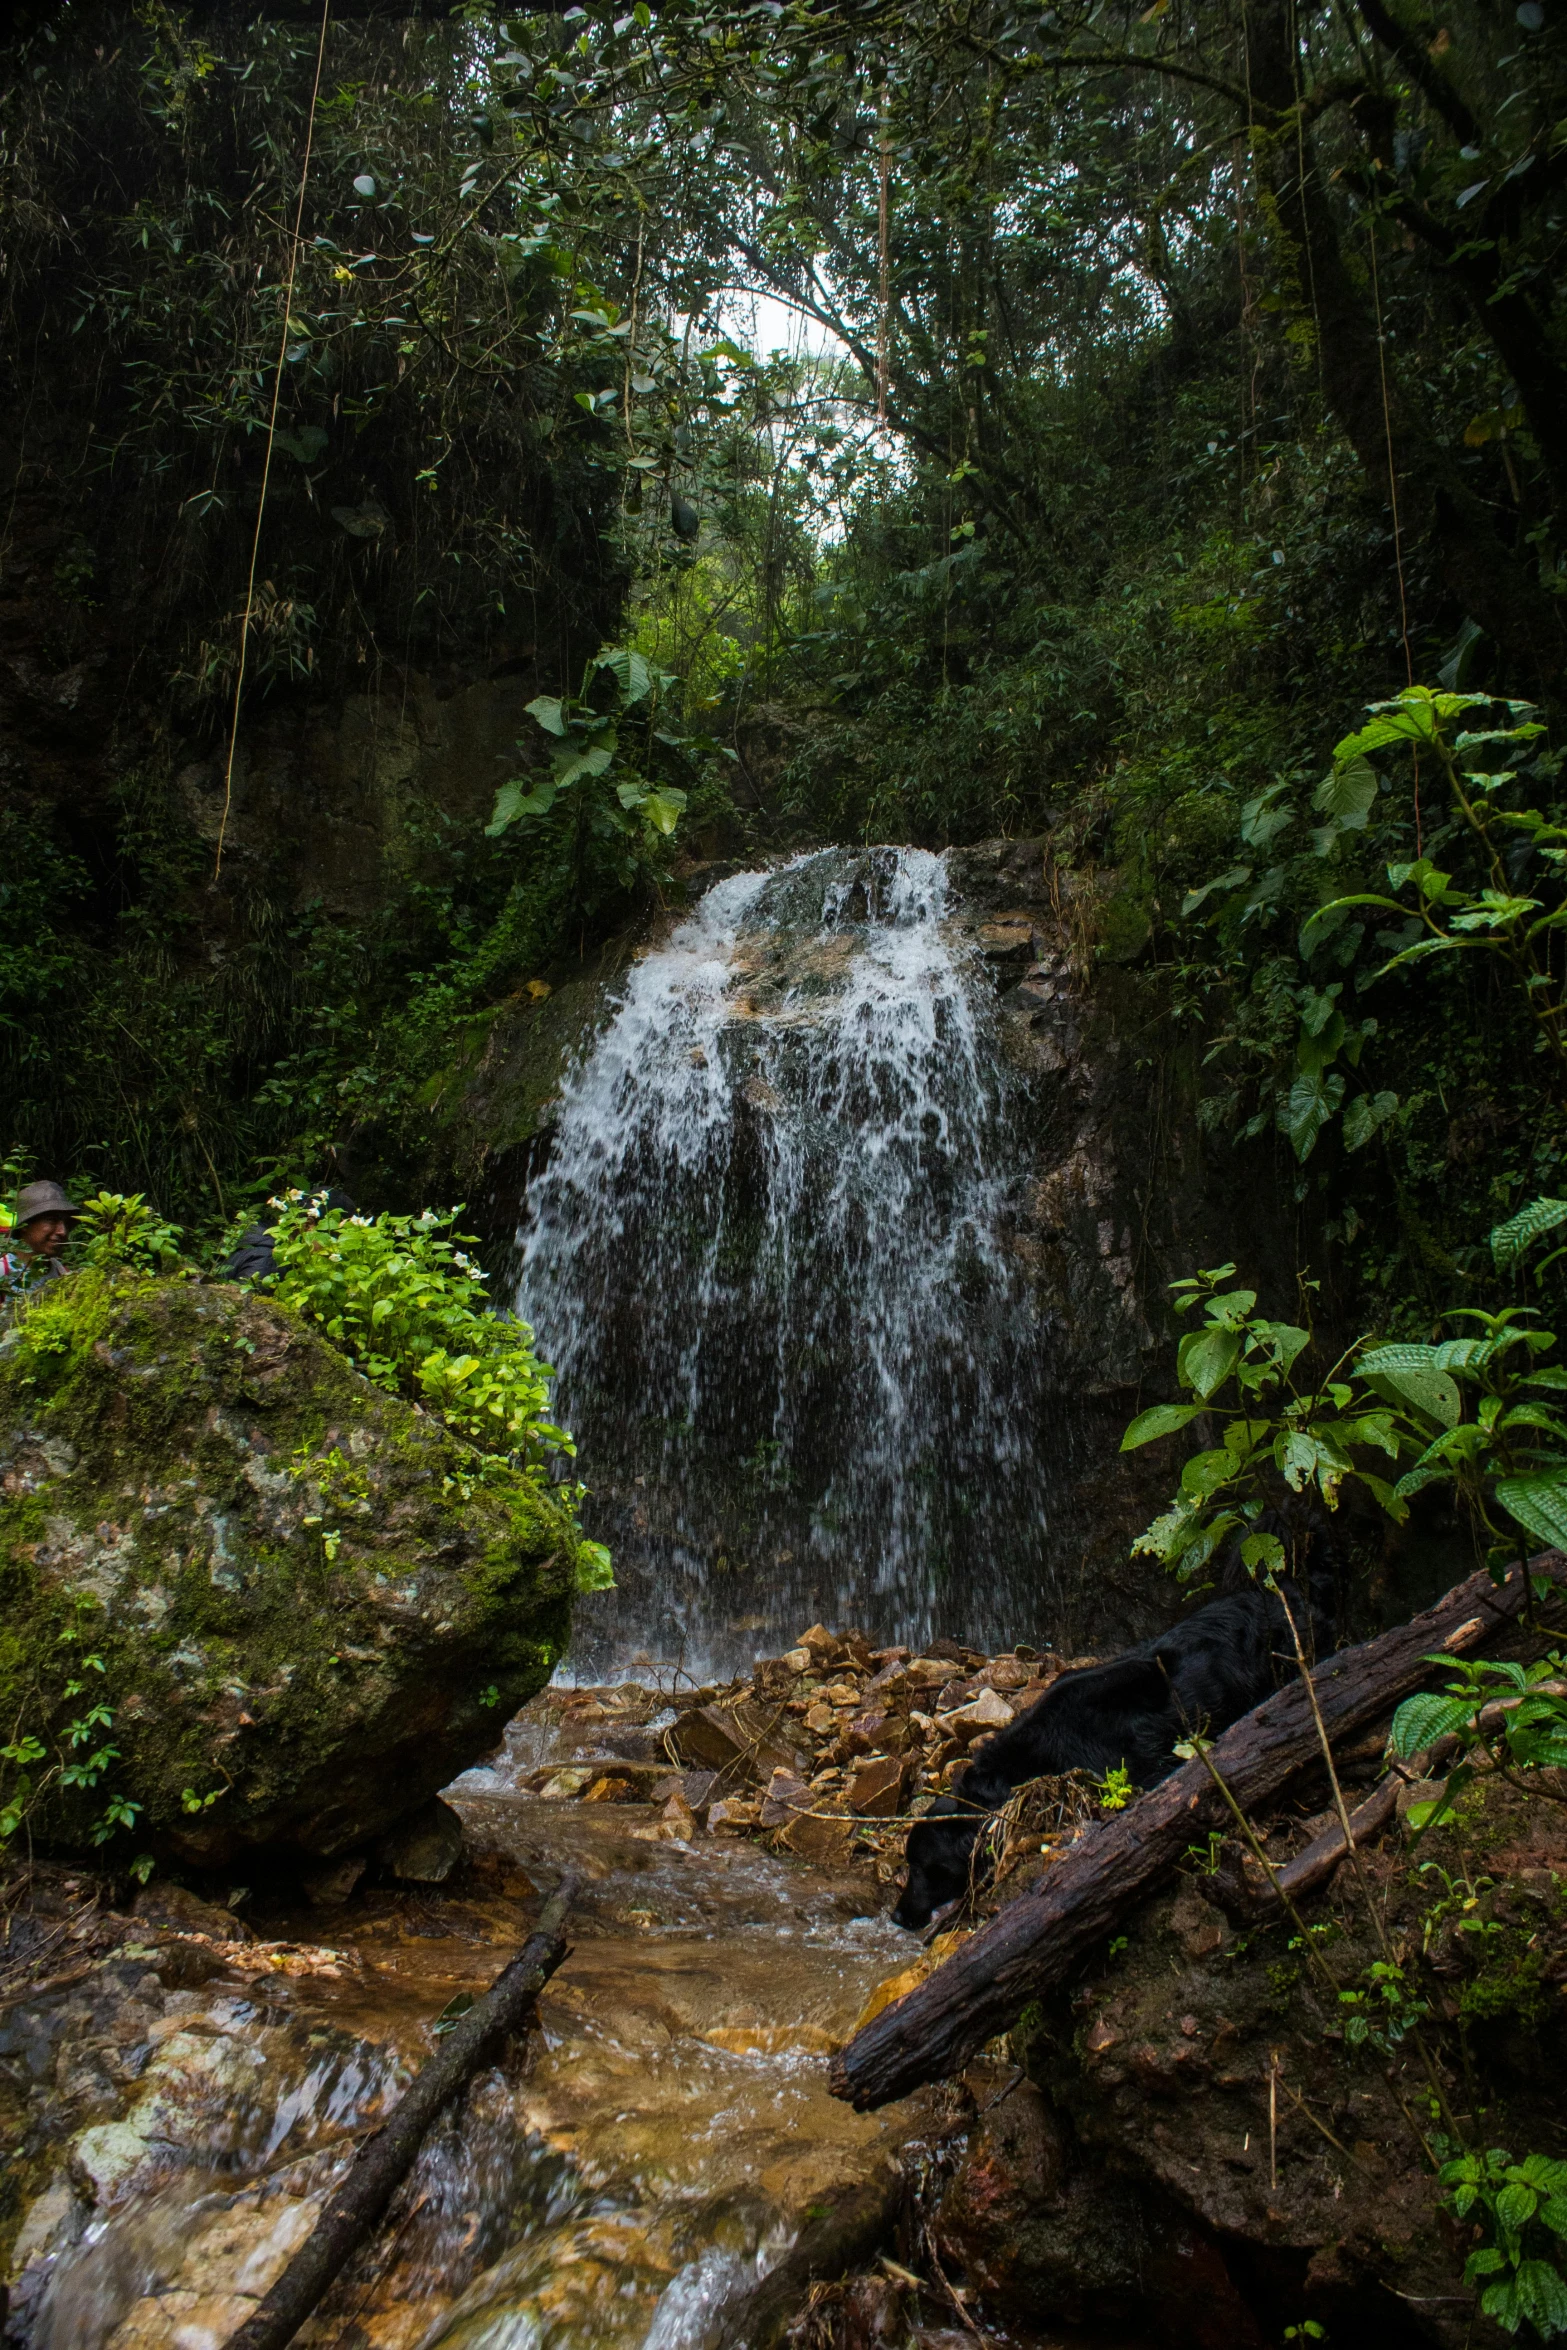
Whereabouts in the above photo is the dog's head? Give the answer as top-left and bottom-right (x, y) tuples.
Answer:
(891, 1796), (983, 1931)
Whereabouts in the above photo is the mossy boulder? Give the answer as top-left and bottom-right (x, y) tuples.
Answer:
(0, 1272), (580, 1866)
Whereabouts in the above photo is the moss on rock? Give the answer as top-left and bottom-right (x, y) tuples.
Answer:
(0, 1272), (579, 1865)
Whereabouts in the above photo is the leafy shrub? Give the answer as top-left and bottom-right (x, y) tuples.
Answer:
(258, 1196), (575, 1472)
(1391, 1654), (1567, 1832)
(1440, 2148), (1567, 2340)
(74, 1191), (185, 1275)
(1122, 1253), (1567, 1585)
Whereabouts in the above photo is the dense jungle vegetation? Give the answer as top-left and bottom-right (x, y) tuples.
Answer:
(2, 0), (1565, 1328)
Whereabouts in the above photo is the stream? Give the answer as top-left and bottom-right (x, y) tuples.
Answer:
(9, 849), (1086, 2349)
(14, 1689), (928, 2350)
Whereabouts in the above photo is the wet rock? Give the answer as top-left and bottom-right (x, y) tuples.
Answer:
(301, 1855), (366, 1908)
(132, 1881), (250, 1942)
(975, 914), (1038, 962)
(937, 1688), (1015, 1745)
(0, 1274), (580, 1867)
(845, 1754), (909, 1817)
(631, 1792), (698, 1844)
(378, 1794), (464, 1883)
(785, 2271), (911, 2345)
(583, 1772), (641, 1803)
(672, 1698), (803, 1786)
(760, 1768), (814, 1828)
(708, 1797), (761, 1833)
(780, 1804), (855, 1868)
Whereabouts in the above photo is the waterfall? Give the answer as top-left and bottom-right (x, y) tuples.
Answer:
(517, 845), (1077, 1678)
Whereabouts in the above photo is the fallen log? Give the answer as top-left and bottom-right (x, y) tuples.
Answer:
(831, 1556), (1560, 2111)
(1271, 1770), (1404, 1903)
(224, 1872), (579, 2350)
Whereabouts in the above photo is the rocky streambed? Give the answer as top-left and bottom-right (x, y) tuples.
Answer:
(4, 1621), (1566, 2350)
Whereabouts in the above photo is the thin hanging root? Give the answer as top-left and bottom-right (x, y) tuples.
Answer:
(214, 0), (332, 880)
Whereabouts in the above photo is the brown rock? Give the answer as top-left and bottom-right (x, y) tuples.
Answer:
(846, 1752), (910, 1817)
(976, 913), (1038, 961)
(582, 1774), (639, 1804)
(797, 1622), (838, 1663)
(760, 1767), (813, 1827)
(979, 1656), (1032, 1692)
(662, 1791), (698, 1839)
(780, 1805), (855, 1867)
(934, 2075), (1149, 2317)
(131, 1881), (251, 1943)
(1169, 1886), (1230, 1961)
(648, 1768), (718, 1812)
(670, 1698), (801, 1785)
(938, 1687), (1015, 1746)
(300, 1856), (365, 1908)
(708, 1797), (761, 1833)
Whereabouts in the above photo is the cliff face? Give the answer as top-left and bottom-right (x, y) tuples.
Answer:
(0, 1272), (581, 1865)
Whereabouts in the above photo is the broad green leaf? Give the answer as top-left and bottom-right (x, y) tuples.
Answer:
(1451, 889), (1541, 931)
(1386, 857), (1452, 902)
(1518, 2259), (1567, 2332)
(1180, 1446), (1244, 1502)
(1496, 2183), (1539, 2234)
(1278, 1428), (1347, 1495)
(1495, 1474), (1567, 1552)
(1343, 1091), (1398, 1152)
(592, 643), (657, 703)
(1390, 1690), (1475, 1756)
(1181, 865), (1252, 917)
(1279, 1067), (1345, 1162)
(1254, 1321), (1311, 1374)
(1121, 1403), (1204, 1450)
(1313, 754), (1378, 829)
(485, 776), (557, 835)
(1360, 1360), (1461, 1428)
(1179, 1323), (1242, 1400)
(525, 693), (569, 736)
(551, 742), (615, 790)
(642, 786), (687, 835)
(1490, 1196), (1567, 1271)
(1240, 789), (1293, 850)
(1300, 894), (1404, 954)
(1359, 1343), (1442, 1375)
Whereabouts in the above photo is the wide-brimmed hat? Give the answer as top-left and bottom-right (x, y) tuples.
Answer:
(13, 1180), (80, 1227)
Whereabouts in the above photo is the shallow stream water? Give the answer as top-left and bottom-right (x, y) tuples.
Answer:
(18, 1697), (925, 2350)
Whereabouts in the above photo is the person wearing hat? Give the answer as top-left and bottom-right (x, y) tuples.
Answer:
(0, 1179), (79, 1303)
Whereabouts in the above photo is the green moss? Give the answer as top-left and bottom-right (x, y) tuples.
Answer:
(0, 1272), (577, 1864)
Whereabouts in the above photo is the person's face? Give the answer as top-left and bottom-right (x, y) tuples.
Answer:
(20, 1213), (70, 1259)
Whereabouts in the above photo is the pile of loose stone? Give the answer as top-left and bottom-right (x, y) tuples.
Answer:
(523, 1621), (1097, 1882)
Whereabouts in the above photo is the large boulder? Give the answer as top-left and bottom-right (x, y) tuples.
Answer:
(0, 1272), (582, 1865)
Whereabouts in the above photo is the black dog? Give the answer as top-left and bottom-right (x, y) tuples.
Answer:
(891, 1571), (1334, 1931)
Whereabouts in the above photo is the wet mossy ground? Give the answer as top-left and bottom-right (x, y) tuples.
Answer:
(0, 1272), (580, 1866)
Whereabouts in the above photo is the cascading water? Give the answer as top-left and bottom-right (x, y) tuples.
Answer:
(518, 845), (1080, 1677)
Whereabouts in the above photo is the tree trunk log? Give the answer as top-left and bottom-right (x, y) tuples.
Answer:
(831, 1558), (1558, 2112)
(223, 1873), (579, 2350)
(1270, 1770), (1403, 1903)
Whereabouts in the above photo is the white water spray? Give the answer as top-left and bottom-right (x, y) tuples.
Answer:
(518, 846), (1069, 1676)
